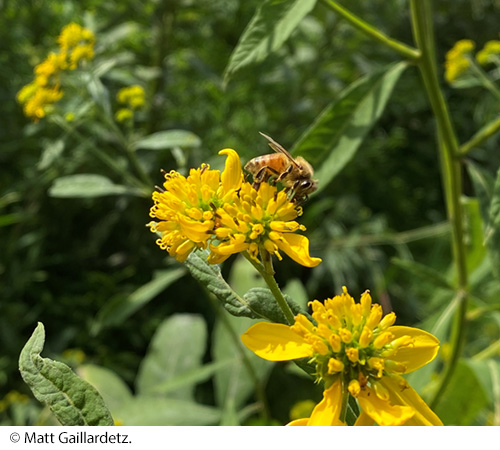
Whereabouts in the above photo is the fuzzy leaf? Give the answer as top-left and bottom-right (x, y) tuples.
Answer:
(136, 314), (207, 400)
(184, 251), (262, 319)
(244, 287), (303, 324)
(19, 323), (113, 426)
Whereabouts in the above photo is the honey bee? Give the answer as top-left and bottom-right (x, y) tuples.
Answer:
(244, 132), (318, 203)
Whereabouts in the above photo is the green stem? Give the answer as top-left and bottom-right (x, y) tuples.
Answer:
(459, 115), (500, 156)
(243, 252), (296, 325)
(339, 379), (350, 423)
(321, 0), (421, 61)
(205, 290), (270, 421)
(467, 58), (500, 101)
(410, 0), (468, 408)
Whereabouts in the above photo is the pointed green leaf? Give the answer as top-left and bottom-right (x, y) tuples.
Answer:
(19, 323), (113, 426)
(132, 130), (201, 150)
(467, 358), (500, 422)
(291, 62), (408, 192)
(95, 268), (186, 330)
(462, 197), (487, 274)
(185, 251), (263, 319)
(117, 397), (221, 425)
(136, 314), (207, 400)
(49, 174), (141, 198)
(223, 0), (317, 84)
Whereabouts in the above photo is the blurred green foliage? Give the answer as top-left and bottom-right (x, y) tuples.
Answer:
(1, 0), (500, 425)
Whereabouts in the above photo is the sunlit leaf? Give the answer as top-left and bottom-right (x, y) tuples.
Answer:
(49, 174), (141, 198)
(223, 0), (317, 85)
(19, 323), (113, 426)
(133, 130), (201, 151)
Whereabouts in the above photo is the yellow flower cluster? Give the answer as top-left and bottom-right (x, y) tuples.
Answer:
(242, 287), (442, 426)
(148, 149), (321, 267)
(17, 23), (95, 121)
(476, 39), (500, 66)
(444, 39), (475, 83)
(115, 85), (146, 123)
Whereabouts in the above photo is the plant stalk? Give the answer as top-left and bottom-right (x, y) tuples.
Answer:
(410, 0), (468, 409)
(321, 0), (421, 61)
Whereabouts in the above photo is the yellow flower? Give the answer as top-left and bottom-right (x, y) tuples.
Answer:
(34, 52), (67, 86)
(18, 85), (64, 121)
(241, 287), (442, 426)
(444, 39), (475, 83)
(117, 85), (146, 110)
(115, 108), (134, 123)
(148, 149), (242, 262)
(57, 22), (95, 69)
(209, 181), (321, 267)
(476, 40), (500, 66)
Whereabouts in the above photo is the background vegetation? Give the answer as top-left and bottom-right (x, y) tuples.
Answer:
(1, 0), (499, 425)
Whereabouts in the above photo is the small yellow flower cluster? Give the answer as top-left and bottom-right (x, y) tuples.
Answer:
(242, 287), (442, 426)
(476, 39), (500, 66)
(444, 39), (475, 83)
(17, 23), (95, 121)
(115, 85), (146, 123)
(148, 149), (321, 267)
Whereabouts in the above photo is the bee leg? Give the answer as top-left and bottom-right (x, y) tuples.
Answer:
(254, 166), (281, 190)
(277, 164), (293, 183)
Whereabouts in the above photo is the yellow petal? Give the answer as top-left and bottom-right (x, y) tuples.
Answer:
(307, 379), (345, 426)
(241, 322), (313, 361)
(269, 232), (322, 268)
(286, 418), (310, 426)
(380, 377), (443, 426)
(219, 148), (243, 195)
(357, 386), (414, 426)
(354, 411), (375, 426)
(387, 326), (440, 373)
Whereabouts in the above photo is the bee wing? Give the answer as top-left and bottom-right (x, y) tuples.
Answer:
(259, 132), (301, 169)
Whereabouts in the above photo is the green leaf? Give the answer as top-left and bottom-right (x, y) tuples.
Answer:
(85, 74), (112, 117)
(132, 130), (201, 151)
(434, 359), (488, 425)
(484, 165), (500, 280)
(117, 397), (221, 425)
(184, 251), (263, 319)
(212, 315), (272, 424)
(19, 323), (114, 426)
(466, 160), (495, 226)
(467, 358), (500, 421)
(148, 358), (236, 396)
(244, 287), (303, 324)
(391, 257), (454, 290)
(223, 0), (318, 85)
(94, 268), (186, 330)
(462, 197), (487, 275)
(38, 139), (65, 170)
(49, 174), (141, 198)
(77, 364), (132, 416)
(228, 255), (267, 296)
(136, 314), (207, 400)
(291, 62), (408, 192)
